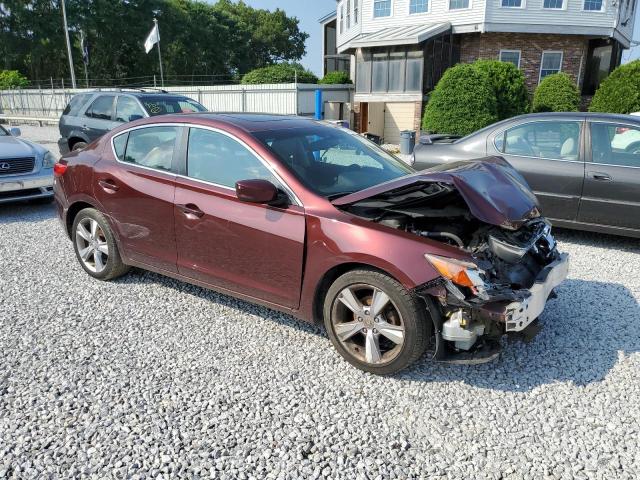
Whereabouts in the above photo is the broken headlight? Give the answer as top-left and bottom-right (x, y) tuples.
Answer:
(424, 253), (487, 295)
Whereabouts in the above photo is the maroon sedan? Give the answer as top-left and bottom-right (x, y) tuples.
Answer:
(54, 114), (569, 374)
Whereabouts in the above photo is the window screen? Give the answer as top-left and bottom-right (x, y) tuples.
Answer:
(540, 52), (562, 81)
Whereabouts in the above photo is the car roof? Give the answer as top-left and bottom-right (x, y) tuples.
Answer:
(77, 90), (192, 99)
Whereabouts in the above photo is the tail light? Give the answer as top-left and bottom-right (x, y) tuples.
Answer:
(53, 162), (68, 177)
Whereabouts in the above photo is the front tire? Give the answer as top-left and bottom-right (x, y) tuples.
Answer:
(323, 269), (431, 375)
(72, 208), (129, 281)
(72, 141), (88, 151)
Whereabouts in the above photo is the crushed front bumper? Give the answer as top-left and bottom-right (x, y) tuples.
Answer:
(476, 253), (570, 332)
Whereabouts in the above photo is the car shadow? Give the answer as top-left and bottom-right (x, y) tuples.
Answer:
(0, 202), (56, 225)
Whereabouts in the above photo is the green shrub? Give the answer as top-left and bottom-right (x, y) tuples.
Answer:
(474, 60), (529, 120)
(318, 71), (352, 84)
(532, 73), (580, 112)
(241, 63), (318, 85)
(589, 60), (640, 113)
(422, 64), (498, 136)
(0, 70), (29, 89)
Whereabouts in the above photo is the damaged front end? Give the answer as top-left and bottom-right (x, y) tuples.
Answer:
(333, 157), (569, 363)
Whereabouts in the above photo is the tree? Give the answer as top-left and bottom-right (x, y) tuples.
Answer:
(532, 73), (580, 112)
(319, 71), (352, 84)
(474, 60), (529, 120)
(0, 70), (29, 89)
(589, 60), (640, 114)
(422, 64), (498, 136)
(241, 63), (318, 85)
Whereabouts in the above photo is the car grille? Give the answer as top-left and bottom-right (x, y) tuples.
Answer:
(0, 157), (36, 175)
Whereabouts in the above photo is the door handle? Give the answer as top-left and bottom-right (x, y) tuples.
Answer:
(589, 172), (612, 181)
(98, 179), (119, 192)
(176, 203), (205, 219)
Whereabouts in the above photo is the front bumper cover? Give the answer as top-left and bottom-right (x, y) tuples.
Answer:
(0, 171), (54, 203)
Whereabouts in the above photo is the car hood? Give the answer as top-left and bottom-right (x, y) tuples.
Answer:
(0, 135), (43, 158)
(332, 157), (542, 230)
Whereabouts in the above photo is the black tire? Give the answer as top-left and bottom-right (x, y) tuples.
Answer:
(323, 269), (431, 375)
(72, 141), (88, 151)
(71, 208), (130, 281)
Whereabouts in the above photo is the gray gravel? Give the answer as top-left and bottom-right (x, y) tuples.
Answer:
(1, 203), (639, 479)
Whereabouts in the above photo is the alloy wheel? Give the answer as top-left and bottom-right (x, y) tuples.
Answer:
(75, 218), (109, 273)
(330, 284), (405, 365)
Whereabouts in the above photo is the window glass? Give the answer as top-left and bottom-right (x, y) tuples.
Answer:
(354, 0), (359, 23)
(543, 0), (563, 7)
(540, 52), (562, 81)
(187, 128), (278, 188)
(115, 97), (145, 123)
(500, 50), (521, 68)
(405, 51), (423, 92)
(347, 0), (351, 28)
(254, 125), (412, 198)
(584, 0), (603, 9)
(340, 5), (344, 33)
(63, 94), (92, 116)
(113, 133), (128, 161)
(501, 121), (581, 161)
(374, 0), (392, 17)
(86, 95), (115, 120)
(139, 96), (206, 116)
(501, 0), (522, 6)
(123, 126), (179, 171)
(410, 0), (429, 13)
(371, 52), (389, 92)
(591, 123), (640, 167)
(356, 50), (371, 93)
(449, 0), (469, 9)
(388, 51), (406, 92)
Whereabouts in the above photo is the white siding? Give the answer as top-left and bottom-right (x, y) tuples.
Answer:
(383, 102), (416, 144)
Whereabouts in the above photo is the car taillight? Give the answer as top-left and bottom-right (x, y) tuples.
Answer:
(53, 162), (68, 177)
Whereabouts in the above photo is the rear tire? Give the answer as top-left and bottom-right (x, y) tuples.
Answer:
(323, 269), (431, 375)
(72, 208), (129, 281)
(72, 141), (88, 151)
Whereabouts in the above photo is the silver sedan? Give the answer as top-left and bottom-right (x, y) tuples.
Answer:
(0, 125), (56, 204)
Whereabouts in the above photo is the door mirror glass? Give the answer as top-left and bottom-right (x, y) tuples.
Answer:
(235, 179), (279, 204)
(9, 127), (21, 137)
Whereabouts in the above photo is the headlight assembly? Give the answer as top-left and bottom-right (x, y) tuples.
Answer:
(43, 152), (57, 168)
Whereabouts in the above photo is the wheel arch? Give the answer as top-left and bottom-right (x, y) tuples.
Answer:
(67, 133), (90, 151)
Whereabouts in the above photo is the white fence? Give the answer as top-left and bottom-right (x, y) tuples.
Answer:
(0, 83), (353, 118)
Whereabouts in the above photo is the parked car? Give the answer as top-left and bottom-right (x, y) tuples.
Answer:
(53, 114), (568, 374)
(0, 125), (56, 204)
(413, 112), (640, 238)
(58, 89), (207, 154)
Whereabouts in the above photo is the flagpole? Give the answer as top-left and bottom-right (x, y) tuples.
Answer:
(80, 30), (89, 88)
(154, 18), (164, 88)
(61, 0), (77, 89)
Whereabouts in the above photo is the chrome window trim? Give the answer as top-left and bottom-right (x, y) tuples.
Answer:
(493, 118), (585, 163)
(110, 123), (303, 207)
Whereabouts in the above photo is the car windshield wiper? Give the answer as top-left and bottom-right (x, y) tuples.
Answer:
(326, 191), (356, 200)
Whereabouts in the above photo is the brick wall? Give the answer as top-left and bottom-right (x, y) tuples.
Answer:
(459, 32), (589, 92)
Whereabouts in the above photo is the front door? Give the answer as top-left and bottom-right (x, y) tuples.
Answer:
(577, 121), (640, 232)
(367, 102), (385, 139)
(93, 125), (181, 272)
(174, 127), (306, 308)
(495, 119), (586, 222)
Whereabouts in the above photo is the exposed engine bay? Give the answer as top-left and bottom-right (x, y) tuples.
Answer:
(337, 175), (569, 363)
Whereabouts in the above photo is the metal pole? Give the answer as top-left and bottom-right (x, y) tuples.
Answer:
(154, 18), (164, 88)
(61, 0), (77, 89)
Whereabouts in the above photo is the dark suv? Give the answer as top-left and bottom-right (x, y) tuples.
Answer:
(58, 89), (206, 154)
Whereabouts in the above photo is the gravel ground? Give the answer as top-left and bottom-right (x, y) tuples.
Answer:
(0, 202), (639, 479)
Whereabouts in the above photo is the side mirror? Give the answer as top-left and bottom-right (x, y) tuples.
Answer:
(418, 135), (432, 145)
(9, 127), (21, 137)
(235, 179), (279, 204)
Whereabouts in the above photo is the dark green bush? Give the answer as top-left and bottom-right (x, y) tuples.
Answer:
(0, 70), (29, 89)
(422, 64), (498, 136)
(474, 60), (529, 120)
(532, 73), (580, 112)
(318, 71), (352, 84)
(241, 63), (318, 85)
(589, 60), (640, 113)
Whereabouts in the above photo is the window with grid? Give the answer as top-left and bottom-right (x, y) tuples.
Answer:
(499, 50), (521, 68)
(540, 52), (562, 81)
(410, 0), (429, 13)
(583, 0), (603, 9)
(543, 0), (563, 8)
(354, 0), (359, 23)
(339, 5), (344, 33)
(501, 0), (522, 6)
(374, 0), (392, 17)
(449, 0), (470, 9)
(347, 0), (351, 28)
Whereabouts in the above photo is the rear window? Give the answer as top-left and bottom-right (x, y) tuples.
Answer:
(139, 96), (206, 116)
(63, 94), (92, 116)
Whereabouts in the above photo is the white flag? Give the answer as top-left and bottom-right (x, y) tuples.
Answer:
(144, 23), (160, 54)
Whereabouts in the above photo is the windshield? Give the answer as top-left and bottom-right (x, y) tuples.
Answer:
(139, 96), (206, 116)
(253, 125), (414, 198)
(0, 125), (7, 136)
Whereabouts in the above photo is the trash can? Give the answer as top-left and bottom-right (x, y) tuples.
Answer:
(400, 130), (416, 155)
(363, 132), (382, 145)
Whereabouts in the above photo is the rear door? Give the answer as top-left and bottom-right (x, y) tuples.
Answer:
(93, 125), (182, 272)
(492, 119), (586, 221)
(83, 95), (119, 141)
(173, 126), (306, 308)
(577, 120), (640, 232)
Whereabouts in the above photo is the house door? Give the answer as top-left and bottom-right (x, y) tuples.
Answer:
(367, 103), (385, 139)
